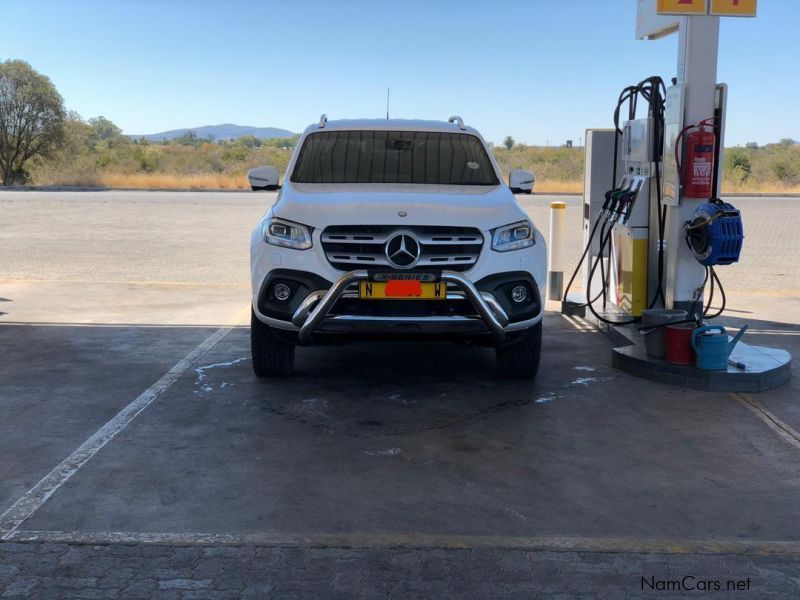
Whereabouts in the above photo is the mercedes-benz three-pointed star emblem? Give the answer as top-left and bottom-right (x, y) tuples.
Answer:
(385, 231), (421, 269)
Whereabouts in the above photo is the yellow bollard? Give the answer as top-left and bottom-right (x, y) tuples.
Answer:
(548, 201), (567, 301)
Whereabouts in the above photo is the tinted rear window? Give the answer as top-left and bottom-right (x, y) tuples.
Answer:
(290, 131), (499, 185)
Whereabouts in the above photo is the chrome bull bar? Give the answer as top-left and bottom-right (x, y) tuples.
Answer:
(291, 270), (508, 344)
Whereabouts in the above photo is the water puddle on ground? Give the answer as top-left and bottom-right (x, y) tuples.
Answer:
(570, 376), (613, 386)
(194, 357), (250, 394)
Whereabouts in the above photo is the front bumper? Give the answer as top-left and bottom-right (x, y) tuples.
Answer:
(292, 270), (509, 344)
(254, 269), (543, 345)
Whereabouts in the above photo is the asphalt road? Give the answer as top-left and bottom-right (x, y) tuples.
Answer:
(1, 190), (798, 293)
(1, 190), (799, 598)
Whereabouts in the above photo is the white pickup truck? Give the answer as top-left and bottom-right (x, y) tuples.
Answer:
(248, 116), (546, 378)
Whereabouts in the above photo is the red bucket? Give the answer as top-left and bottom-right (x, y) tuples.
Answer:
(665, 323), (696, 366)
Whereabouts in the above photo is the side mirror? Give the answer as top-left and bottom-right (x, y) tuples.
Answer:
(509, 169), (534, 195)
(247, 166), (281, 191)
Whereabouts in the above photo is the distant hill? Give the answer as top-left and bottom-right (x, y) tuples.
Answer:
(133, 124), (297, 142)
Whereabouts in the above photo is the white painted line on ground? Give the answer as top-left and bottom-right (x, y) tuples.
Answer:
(744, 329), (800, 337)
(6, 530), (800, 556)
(0, 307), (249, 540)
(732, 393), (800, 452)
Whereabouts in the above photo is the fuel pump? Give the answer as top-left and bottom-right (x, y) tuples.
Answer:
(563, 76), (668, 325)
(564, 75), (748, 328)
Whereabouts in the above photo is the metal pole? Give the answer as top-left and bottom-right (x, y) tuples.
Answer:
(548, 201), (567, 301)
(665, 15), (721, 313)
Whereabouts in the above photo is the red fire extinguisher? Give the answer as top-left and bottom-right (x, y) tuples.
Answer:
(677, 121), (717, 199)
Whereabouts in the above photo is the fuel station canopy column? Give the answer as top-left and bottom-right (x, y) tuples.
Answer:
(637, 0), (756, 313)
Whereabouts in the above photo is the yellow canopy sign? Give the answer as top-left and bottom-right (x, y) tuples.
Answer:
(710, 0), (757, 17)
(657, 0), (707, 15)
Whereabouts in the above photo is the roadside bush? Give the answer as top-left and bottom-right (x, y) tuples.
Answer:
(95, 154), (114, 169)
(221, 145), (249, 163)
(134, 146), (160, 172)
(771, 158), (799, 185)
(725, 148), (752, 180)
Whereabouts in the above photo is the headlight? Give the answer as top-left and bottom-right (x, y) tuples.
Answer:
(263, 218), (313, 250)
(491, 220), (535, 252)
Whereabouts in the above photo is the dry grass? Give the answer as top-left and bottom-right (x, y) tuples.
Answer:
(66, 172), (587, 193)
(34, 171), (249, 189)
(42, 171), (586, 192)
(39, 172), (800, 194)
(721, 181), (800, 194)
(94, 173), (248, 189)
(534, 180), (584, 194)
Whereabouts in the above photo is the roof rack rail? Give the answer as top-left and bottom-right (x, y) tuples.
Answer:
(318, 114), (327, 128)
(448, 115), (466, 130)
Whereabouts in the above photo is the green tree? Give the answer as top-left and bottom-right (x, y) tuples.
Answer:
(237, 135), (262, 149)
(0, 60), (66, 184)
(503, 135), (514, 151)
(88, 116), (122, 141)
(266, 135), (299, 150)
(174, 131), (199, 146)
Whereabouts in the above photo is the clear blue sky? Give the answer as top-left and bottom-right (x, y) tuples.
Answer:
(3, 0), (798, 146)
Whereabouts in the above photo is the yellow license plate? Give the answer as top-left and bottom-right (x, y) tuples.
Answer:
(359, 280), (446, 300)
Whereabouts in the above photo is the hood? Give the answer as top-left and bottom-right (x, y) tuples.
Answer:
(272, 183), (526, 231)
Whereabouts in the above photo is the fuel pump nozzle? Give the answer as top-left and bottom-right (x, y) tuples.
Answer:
(606, 189), (623, 216)
(619, 188), (640, 224)
(602, 188), (618, 211)
(608, 184), (633, 223)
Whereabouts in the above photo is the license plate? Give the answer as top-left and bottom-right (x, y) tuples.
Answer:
(359, 280), (446, 300)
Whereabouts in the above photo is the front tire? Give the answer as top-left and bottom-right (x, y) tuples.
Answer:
(251, 309), (295, 377)
(496, 321), (542, 379)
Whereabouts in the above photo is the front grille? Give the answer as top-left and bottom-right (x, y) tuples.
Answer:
(321, 225), (483, 272)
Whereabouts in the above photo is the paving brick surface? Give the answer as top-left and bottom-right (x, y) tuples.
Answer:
(2, 541), (799, 598)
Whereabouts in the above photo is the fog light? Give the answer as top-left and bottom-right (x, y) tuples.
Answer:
(273, 283), (291, 301)
(511, 285), (528, 303)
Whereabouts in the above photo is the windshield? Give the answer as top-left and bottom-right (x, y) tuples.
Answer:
(290, 130), (499, 185)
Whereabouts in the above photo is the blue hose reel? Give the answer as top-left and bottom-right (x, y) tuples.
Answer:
(686, 201), (744, 266)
